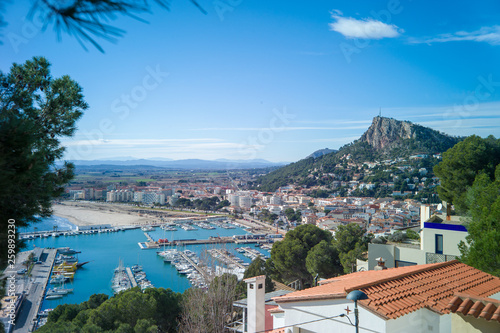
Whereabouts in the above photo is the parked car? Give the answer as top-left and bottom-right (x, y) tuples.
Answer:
(17, 268), (27, 274)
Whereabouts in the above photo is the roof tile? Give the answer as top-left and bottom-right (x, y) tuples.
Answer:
(273, 261), (500, 321)
(479, 303), (496, 321)
(446, 294), (500, 323)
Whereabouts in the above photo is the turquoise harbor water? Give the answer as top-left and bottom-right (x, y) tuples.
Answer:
(22, 217), (270, 311)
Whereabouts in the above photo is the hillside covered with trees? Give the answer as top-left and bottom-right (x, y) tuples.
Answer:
(255, 117), (462, 193)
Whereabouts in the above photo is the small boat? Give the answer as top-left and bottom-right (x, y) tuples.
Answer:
(49, 275), (68, 284)
(141, 226), (154, 232)
(38, 309), (54, 317)
(131, 264), (143, 273)
(47, 287), (73, 296)
(112, 259), (132, 294)
(45, 294), (63, 300)
(53, 262), (78, 272)
(58, 247), (81, 255)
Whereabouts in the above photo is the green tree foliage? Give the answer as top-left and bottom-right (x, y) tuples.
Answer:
(283, 208), (301, 222)
(339, 245), (365, 274)
(388, 231), (406, 243)
(309, 189), (331, 198)
(215, 199), (230, 210)
(459, 167), (500, 277)
(236, 256), (275, 297)
(434, 135), (500, 213)
(332, 224), (366, 254)
(270, 224), (332, 287)
(38, 288), (181, 333)
(0, 57), (87, 268)
(332, 224), (371, 273)
(172, 196), (225, 211)
(405, 229), (420, 240)
(305, 240), (342, 278)
(244, 257), (275, 292)
(257, 209), (278, 223)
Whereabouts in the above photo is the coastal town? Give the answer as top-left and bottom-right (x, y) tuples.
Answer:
(2, 1), (500, 332)
(62, 158), (437, 237)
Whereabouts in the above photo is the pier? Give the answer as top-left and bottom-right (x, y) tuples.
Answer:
(144, 232), (155, 242)
(178, 252), (208, 281)
(125, 268), (138, 288)
(210, 249), (245, 270)
(138, 236), (271, 249)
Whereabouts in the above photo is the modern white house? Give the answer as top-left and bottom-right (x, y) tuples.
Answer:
(265, 261), (500, 333)
(367, 205), (468, 269)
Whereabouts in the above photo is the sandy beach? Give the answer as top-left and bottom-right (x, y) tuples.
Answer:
(52, 203), (149, 226)
(52, 201), (204, 227)
(52, 201), (280, 234)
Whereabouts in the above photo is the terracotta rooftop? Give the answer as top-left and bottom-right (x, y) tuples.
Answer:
(446, 293), (500, 323)
(273, 260), (500, 320)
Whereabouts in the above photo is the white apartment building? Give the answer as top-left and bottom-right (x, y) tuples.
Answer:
(239, 196), (253, 209)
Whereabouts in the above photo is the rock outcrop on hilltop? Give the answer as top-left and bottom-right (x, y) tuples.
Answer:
(358, 116), (460, 157)
(361, 117), (416, 150)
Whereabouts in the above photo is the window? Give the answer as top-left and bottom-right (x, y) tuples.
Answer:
(435, 234), (443, 254)
(258, 283), (263, 289)
(249, 284), (254, 289)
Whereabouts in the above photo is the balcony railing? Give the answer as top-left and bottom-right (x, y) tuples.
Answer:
(426, 252), (457, 264)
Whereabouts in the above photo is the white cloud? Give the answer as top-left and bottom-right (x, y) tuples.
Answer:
(410, 26), (500, 45)
(329, 13), (402, 39)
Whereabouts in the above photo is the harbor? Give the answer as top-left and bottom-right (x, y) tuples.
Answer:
(14, 215), (273, 319)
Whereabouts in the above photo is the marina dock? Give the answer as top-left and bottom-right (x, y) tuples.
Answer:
(125, 267), (138, 288)
(139, 235), (272, 249)
(144, 232), (155, 242)
(210, 249), (245, 270)
(178, 252), (208, 281)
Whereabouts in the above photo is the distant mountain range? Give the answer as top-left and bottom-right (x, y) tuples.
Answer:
(306, 148), (338, 159)
(65, 158), (287, 170)
(255, 116), (462, 192)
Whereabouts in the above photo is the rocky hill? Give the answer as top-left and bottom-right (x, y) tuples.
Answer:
(361, 117), (415, 150)
(358, 116), (460, 157)
(254, 116), (462, 192)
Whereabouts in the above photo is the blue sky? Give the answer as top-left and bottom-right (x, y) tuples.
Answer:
(1, 0), (500, 162)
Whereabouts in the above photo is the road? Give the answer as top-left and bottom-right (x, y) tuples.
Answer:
(1, 247), (57, 333)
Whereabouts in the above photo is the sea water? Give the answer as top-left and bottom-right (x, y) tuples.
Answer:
(22, 216), (271, 311)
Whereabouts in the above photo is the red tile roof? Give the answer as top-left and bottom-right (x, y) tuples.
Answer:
(273, 260), (500, 320)
(446, 293), (500, 323)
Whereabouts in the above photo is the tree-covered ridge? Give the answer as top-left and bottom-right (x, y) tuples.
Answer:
(37, 288), (182, 333)
(255, 117), (461, 192)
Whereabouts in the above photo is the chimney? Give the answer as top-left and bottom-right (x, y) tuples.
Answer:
(420, 204), (430, 227)
(374, 257), (387, 270)
(244, 275), (266, 333)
